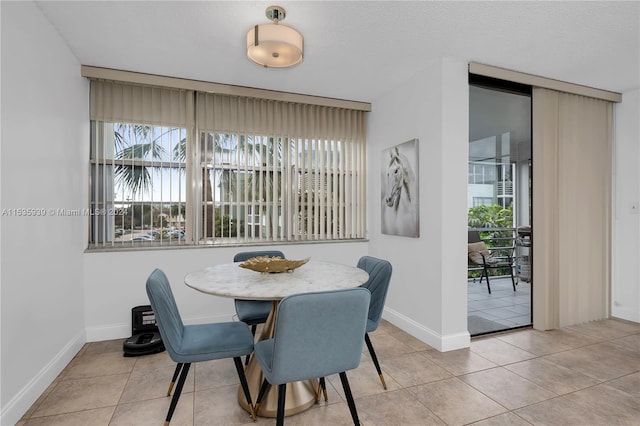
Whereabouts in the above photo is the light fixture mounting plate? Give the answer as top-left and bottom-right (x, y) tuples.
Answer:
(266, 5), (286, 22)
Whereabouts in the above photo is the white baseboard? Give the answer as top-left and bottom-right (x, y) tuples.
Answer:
(84, 313), (234, 342)
(85, 322), (130, 342)
(383, 307), (470, 352)
(611, 307), (640, 323)
(1, 330), (85, 426)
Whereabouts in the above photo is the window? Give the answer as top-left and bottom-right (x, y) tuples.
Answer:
(88, 81), (366, 249)
(90, 122), (187, 246)
(468, 162), (495, 185)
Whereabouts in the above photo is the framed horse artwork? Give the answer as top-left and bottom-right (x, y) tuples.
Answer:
(381, 139), (420, 237)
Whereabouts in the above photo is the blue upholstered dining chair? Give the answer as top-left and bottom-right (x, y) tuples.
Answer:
(254, 288), (371, 426)
(146, 269), (256, 424)
(233, 250), (285, 363)
(357, 255), (393, 390)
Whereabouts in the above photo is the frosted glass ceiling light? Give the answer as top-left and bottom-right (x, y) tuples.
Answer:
(247, 6), (303, 68)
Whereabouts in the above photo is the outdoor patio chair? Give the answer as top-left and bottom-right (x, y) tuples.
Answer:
(468, 230), (516, 294)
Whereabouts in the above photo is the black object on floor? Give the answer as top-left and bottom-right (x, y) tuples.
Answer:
(123, 305), (165, 356)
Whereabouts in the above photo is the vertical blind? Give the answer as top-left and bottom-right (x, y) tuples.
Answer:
(88, 79), (366, 247)
(90, 80), (191, 126)
(196, 93), (367, 242)
(89, 80), (191, 247)
(533, 88), (612, 329)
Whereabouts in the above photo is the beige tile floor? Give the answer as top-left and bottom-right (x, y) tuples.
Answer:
(19, 318), (640, 426)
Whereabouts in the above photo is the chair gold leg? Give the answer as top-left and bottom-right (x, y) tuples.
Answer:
(233, 357), (256, 421)
(365, 333), (388, 391)
(379, 373), (388, 390)
(254, 379), (271, 417)
(167, 363), (182, 396)
(315, 378), (328, 403)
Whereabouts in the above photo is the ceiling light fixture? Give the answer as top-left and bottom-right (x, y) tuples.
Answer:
(246, 5), (303, 68)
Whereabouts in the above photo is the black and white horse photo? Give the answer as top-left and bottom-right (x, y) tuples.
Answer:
(381, 139), (419, 237)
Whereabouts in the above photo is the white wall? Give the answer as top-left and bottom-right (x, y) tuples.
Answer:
(612, 88), (640, 322)
(83, 242), (367, 341)
(367, 58), (470, 351)
(1, 2), (88, 424)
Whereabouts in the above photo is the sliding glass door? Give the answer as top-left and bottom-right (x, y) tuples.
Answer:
(467, 75), (532, 336)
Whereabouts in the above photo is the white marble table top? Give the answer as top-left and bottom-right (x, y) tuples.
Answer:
(184, 260), (369, 300)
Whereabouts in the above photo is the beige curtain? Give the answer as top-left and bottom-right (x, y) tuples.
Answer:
(533, 88), (613, 329)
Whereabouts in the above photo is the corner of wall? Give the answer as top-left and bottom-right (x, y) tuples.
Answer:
(383, 306), (470, 352)
(0, 331), (85, 426)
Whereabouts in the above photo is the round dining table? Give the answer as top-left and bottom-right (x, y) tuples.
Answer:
(184, 259), (370, 418)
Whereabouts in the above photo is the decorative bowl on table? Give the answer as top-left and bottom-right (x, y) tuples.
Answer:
(239, 256), (310, 273)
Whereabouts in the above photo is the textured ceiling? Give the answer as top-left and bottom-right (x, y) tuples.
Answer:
(35, 1), (639, 103)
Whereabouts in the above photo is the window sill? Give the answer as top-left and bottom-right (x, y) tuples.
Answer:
(84, 238), (369, 253)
